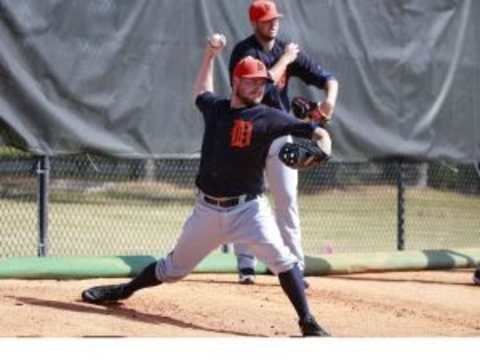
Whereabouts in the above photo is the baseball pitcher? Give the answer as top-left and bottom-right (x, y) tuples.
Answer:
(81, 33), (331, 337)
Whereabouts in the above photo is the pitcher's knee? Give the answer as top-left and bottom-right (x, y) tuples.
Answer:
(155, 257), (192, 283)
(266, 258), (298, 276)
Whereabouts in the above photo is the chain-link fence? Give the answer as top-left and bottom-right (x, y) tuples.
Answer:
(1, 147), (479, 257)
(0, 149), (37, 256)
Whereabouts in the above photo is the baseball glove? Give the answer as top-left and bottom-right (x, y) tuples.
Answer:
(291, 96), (330, 126)
(278, 139), (330, 169)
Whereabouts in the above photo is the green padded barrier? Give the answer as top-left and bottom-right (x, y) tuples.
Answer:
(1, 249), (479, 279)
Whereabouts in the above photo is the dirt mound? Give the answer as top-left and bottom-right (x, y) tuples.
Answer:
(1, 269), (479, 337)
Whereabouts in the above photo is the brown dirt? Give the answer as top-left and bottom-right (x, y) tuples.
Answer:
(1, 269), (479, 337)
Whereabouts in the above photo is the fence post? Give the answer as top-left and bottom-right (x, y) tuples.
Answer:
(37, 155), (50, 256)
(396, 159), (405, 250)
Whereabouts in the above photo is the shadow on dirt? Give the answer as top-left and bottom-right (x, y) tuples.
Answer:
(7, 295), (265, 337)
(182, 277), (279, 288)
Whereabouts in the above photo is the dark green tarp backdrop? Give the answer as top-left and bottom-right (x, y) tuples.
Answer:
(1, 0), (479, 163)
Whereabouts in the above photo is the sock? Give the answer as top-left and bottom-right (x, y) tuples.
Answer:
(124, 261), (162, 294)
(278, 264), (311, 321)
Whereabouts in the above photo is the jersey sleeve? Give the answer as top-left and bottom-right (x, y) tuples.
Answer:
(195, 92), (222, 122)
(289, 50), (335, 89)
(266, 108), (319, 140)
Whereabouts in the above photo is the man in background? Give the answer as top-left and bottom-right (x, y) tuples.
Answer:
(228, 0), (339, 286)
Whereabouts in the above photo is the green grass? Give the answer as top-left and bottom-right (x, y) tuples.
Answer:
(300, 186), (480, 254)
(0, 147), (29, 158)
(404, 188), (480, 250)
(1, 184), (479, 257)
(299, 187), (398, 253)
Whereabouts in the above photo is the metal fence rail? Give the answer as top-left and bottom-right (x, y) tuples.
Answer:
(1, 148), (479, 257)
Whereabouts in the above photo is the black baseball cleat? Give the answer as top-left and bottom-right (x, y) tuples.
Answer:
(81, 284), (133, 304)
(239, 268), (256, 285)
(473, 269), (480, 285)
(299, 316), (330, 337)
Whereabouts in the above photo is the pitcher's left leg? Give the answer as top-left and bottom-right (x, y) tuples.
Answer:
(229, 197), (328, 336)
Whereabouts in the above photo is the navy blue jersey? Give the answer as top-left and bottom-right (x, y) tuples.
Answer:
(195, 92), (318, 197)
(229, 35), (335, 113)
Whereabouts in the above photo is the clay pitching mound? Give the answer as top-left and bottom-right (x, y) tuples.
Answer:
(1, 270), (479, 337)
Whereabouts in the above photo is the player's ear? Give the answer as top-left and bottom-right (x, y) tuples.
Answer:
(232, 76), (240, 89)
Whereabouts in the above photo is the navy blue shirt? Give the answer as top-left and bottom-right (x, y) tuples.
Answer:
(195, 92), (318, 197)
(229, 35), (335, 113)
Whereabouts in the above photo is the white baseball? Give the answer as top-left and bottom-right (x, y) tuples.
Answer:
(209, 34), (226, 48)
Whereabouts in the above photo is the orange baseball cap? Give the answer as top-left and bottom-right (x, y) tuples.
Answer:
(249, 0), (283, 22)
(233, 56), (272, 81)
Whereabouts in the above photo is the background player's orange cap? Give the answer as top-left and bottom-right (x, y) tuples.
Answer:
(249, 1), (283, 22)
(233, 56), (272, 80)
